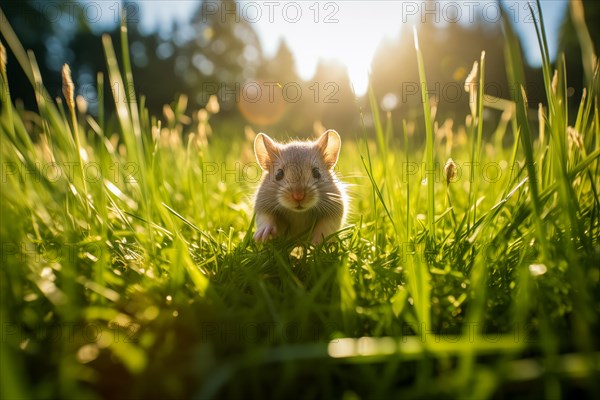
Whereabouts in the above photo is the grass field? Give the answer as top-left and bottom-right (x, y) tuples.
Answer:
(2, 2), (600, 399)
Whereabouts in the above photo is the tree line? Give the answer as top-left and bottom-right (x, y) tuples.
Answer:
(2, 0), (598, 138)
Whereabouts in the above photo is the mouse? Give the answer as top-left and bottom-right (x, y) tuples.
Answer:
(252, 129), (347, 244)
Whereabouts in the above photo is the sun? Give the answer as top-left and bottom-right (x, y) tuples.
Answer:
(252, 1), (407, 96)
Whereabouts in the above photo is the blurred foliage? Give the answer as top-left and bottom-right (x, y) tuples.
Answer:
(2, 1), (600, 399)
(1, 0), (599, 137)
(560, 0), (600, 98)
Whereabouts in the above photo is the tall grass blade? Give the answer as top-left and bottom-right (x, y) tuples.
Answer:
(501, 7), (550, 261)
(569, 0), (598, 86)
(413, 27), (436, 243)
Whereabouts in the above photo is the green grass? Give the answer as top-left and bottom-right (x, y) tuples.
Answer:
(2, 3), (600, 399)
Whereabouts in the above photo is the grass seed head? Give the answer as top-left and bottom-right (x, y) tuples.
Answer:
(444, 158), (457, 184)
(567, 126), (584, 151)
(538, 103), (546, 145)
(76, 94), (88, 114)
(62, 63), (75, 110)
(0, 40), (6, 79)
(520, 85), (529, 107)
(464, 60), (479, 117)
(551, 70), (558, 95)
(206, 94), (220, 114)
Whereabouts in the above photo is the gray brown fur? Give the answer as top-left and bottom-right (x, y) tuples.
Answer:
(253, 130), (346, 244)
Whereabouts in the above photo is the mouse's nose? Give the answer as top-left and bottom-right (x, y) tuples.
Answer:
(291, 191), (305, 202)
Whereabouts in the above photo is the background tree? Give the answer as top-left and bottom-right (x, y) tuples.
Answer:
(370, 15), (518, 140)
(180, 0), (263, 113)
(4, 0), (598, 136)
(560, 0), (600, 103)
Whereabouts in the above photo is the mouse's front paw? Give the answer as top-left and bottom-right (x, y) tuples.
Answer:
(254, 222), (277, 242)
(311, 230), (327, 245)
(311, 217), (342, 244)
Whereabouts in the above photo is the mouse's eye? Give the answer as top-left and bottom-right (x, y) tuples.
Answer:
(275, 169), (284, 181)
(312, 167), (321, 179)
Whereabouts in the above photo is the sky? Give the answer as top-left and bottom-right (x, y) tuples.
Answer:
(82, 0), (570, 96)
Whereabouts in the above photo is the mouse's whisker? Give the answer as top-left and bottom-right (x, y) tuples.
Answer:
(323, 192), (344, 202)
(316, 198), (342, 214)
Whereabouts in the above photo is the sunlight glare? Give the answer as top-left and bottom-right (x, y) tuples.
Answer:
(253, 2), (406, 96)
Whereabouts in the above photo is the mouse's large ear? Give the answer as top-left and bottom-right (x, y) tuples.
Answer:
(316, 130), (341, 169)
(254, 133), (279, 171)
